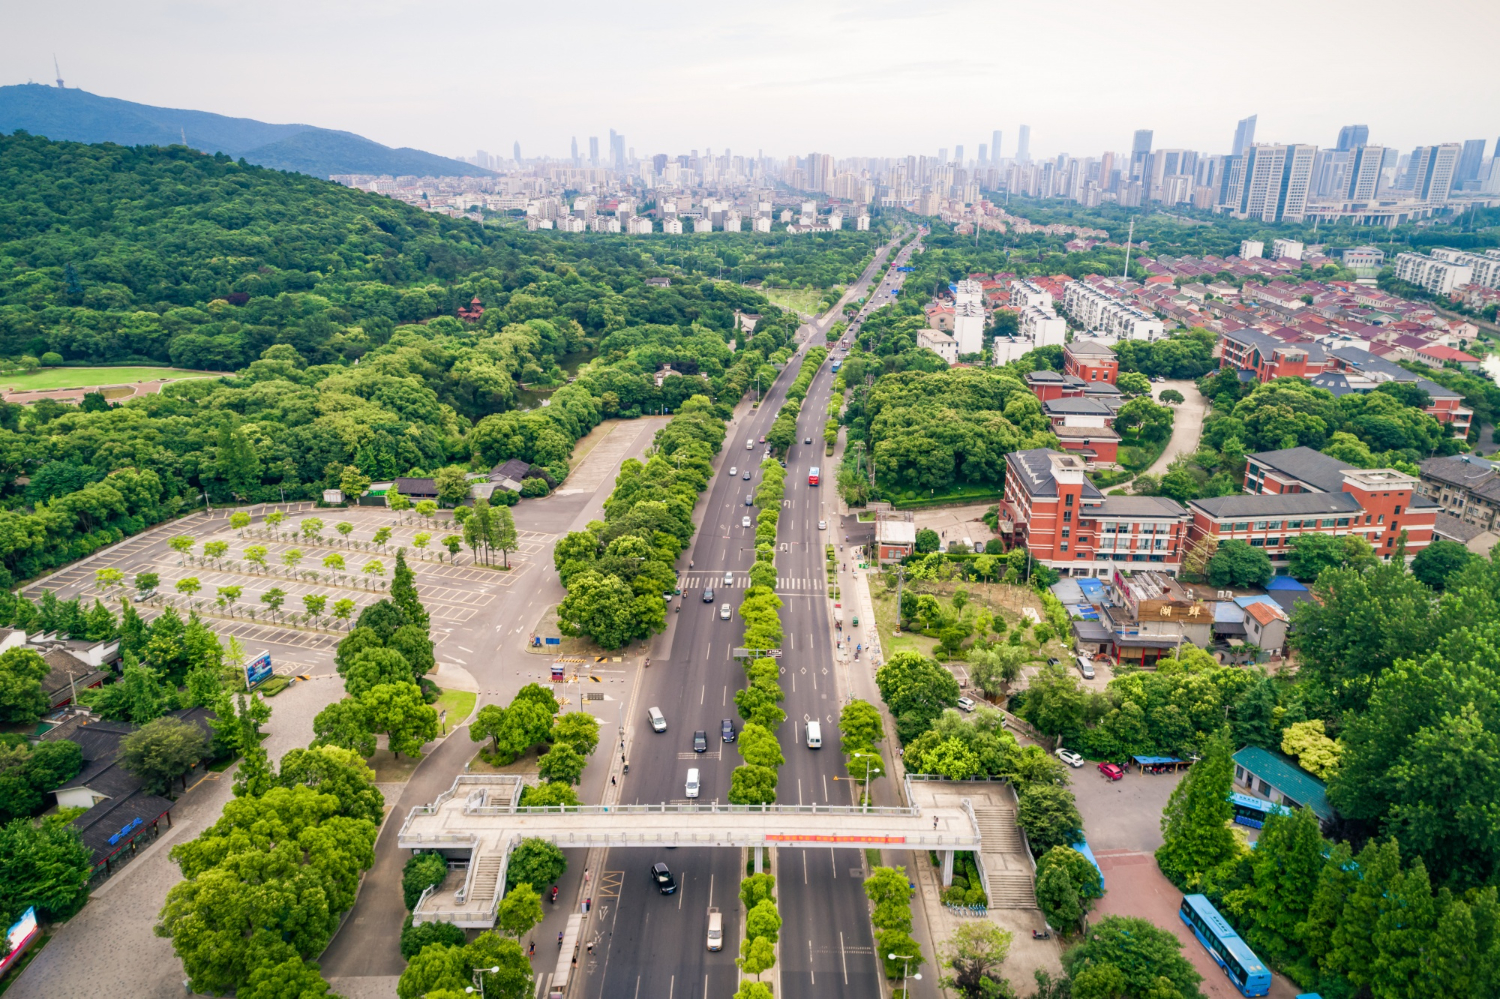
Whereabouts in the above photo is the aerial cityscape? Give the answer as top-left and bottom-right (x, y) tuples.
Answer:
(0, 4), (1497, 999)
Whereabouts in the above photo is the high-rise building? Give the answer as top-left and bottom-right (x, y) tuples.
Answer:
(1218, 154), (1247, 210)
(570, 137), (579, 166)
(1409, 143), (1461, 203)
(955, 145), (964, 164)
(611, 131), (625, 170)
(1130, 129), (1153, 181)
(588, 136), (599, 167)
(1017, 126), (1031, 163)
(513, 141), (521, 163)
(978, 143), (988, 164)
(1457, 139), (1487, 187)
(652, 153), (667, 174)
(1239, 144), (1317, 222)
(1231, 115), (1257, 156)
(1344, 145), (1386, 203)
(1335, 125), (1370, 152)
(992, 130), (1002, 162)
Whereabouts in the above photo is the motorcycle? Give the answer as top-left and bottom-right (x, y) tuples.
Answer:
(550, 886), (559, 905)
(644, 658), (651, 668)
(1032, 929), (1051, 940)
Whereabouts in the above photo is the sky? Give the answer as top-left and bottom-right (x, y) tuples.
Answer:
(6, 0), (1499, 163)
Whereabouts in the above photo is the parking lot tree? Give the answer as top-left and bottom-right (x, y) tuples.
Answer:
(216, 585), (242, 617)
(260, 587), (287, 622)
(415, 500), (438, 522)
(442, 534), (463, 561)
(312, 698), (377, 757)
(551, 711), (600, 757)
(412, 532), (431, 556)
(967, 643), (1031, 697)
(1156, 732), (1237, 888)
(0, 647), (50, 724)
(0, 816), (93, 923)
(373, 527), (393, 551)
(168, 535), (196, 562)
(303, 593), (328, 623)
(875, 651), (962, 744)
(940, 921), (1015, 999)
(1061, 916), (1203, 999)
(175, 577), (202, 601)
(1160, 388), (1186, 405)
(300, 517), (324, 541)
(343, 647), (415, 697)
(281, 548), (304, 572)
(335, 522), (354, 543)
(230, 511), (251, 535)
(491, 505), (519, 568)
(505, 838), (566, 891)
(1016, 783), (1084, 855)
(135, 571), (161, 601)
(332, 598), (356, 628)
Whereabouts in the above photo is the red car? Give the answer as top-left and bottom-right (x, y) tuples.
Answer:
(1097, 762), (1124, 781)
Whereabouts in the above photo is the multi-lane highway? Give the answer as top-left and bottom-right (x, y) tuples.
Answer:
(573, 232), (915, 999)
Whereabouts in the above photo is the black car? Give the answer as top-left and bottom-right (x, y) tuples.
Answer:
(693, 730), (707, 753)
(742, 469), (751, 480)
(804, 437), (812, 444)
(721, 718), (736, 743)
(702, 588), (715, 603)
(651, 862), (677, 894)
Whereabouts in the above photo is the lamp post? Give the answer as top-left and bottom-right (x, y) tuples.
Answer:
(888, 952), (922, 997)
(465, 965), (501, 999)
(850, 752), (879, 813)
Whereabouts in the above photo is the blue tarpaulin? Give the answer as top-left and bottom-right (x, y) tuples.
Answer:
(1077, 578), (1106, 601)
(1132, 755), (1185, 765)
(1071, 839), (1104, 890)
(1266, 576), (1309, 592)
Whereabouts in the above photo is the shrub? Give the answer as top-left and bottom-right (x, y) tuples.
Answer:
(400, 914), (466, 959)
(403, 852), (448, 910)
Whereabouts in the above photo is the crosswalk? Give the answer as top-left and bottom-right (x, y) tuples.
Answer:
(677, 574), (825, 593)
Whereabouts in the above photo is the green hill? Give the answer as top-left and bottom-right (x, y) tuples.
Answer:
(0, 83), (490, 179)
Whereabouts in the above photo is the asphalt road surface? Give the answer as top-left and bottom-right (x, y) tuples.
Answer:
(574, 234), (914, 999)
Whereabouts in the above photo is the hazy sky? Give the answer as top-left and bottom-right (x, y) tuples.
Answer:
(7, 0), (1498, 162)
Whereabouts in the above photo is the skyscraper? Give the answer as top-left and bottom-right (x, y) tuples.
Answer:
(1017, 126), (1031, 163)
(1335, 125), (1370, 152)
(513, 141), (521, 163)
(1130, 129), (1153, 180)
(589, 136), (599, 167)
(1409, 144), (1462, 203)
(978, 144), (988, 164)
(991, 130), (1002, 162)
(1344, 145), (1385, 203)
(1231, 115), (1257, 156)
(1456, 139), (1487, 187)
(571, 137), (579, 166)
(1239, 144), (1317, 222)
(955, 145), (964, 164)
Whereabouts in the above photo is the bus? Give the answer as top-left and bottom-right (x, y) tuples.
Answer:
(831, 360), (841, 372)
(1179, 894), (1272, 997)
(1229, 792), (1292, 829)
(808, 467), (820, 486)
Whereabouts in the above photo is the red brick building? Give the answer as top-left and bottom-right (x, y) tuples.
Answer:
(1218, 327), (1331, 383)
(1064, 340), (1119, 385)
(1001, 449), (1190, 577)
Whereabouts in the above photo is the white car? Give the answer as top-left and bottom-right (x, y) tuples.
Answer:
(817, 520), (826, 530)
(719, 603), (732, 620)
(729, 466), (737, 476)
(742, 516), (751, 528)
(956, 696), (976, 713)
(1056, 748), (1085, 769)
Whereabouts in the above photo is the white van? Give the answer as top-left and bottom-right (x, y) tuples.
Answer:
(805, 720), (822, 749)
(706, 907), (723, 951)
(648, 707), (667, 732)
(746, 438), (754, 450)
(1075, 655), (1096, 680)
(685, 768), (700, 798)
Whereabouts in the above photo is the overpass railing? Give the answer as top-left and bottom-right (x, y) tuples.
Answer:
(472, 800), (919, 818)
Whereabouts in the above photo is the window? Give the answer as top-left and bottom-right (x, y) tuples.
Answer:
(1233, 523), (1249, 532)
(1266, 521), (1282, 530)
(1060, 542), (1069, 552)
(1065, 494), (1074, 507)
(1395, 505), (1402, 515)
(1336, 518), (1350, 527)
(1064, 511), (1072, 523)
(1377, 514), (1384, 523)
(1254, 521), (1267, 531)
(1251, 538), (1264, 546)
(1324, 518), (1337, 527)
(1366, 515), (1372, 524)
(1386, 537), (1394, 547)
(1288, 519), (1302, 529)
(1062, 528), (1070, 538)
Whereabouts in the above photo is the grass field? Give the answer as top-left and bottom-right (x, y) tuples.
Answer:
(760, 287), (838, 317)
(433, 688), (477, 734)
(0, 366), (225, 393)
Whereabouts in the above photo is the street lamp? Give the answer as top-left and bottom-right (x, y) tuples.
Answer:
(888, 953), (922, 996)
(850, 752), (879, 813)
(465, 966), (501, 998)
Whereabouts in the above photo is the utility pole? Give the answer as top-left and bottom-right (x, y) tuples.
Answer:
(1121, 217), (1135, 279)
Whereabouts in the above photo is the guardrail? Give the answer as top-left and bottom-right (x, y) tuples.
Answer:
(465, 801), (921, 818)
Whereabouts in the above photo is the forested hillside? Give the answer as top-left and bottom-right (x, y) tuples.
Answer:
(0, 133), (801, 586)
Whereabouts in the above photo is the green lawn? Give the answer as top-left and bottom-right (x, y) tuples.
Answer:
(434, 688), (477, 734)
(0, 366), (226, 393)
(760, 287), (838, 317)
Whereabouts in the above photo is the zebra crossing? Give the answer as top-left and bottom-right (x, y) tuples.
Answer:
(677, 574), (825, 593)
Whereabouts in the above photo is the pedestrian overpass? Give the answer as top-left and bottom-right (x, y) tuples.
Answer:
(401, 774), (1036, 927)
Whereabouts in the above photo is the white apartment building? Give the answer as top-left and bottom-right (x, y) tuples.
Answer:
(754, 215), (773, 233)
(663, 217), (684, 235)
(1018, 304), (1067, 345)
(955, 278), (984, 308)
(1009, 279), (1053, 312)
(1240, 240), (1264, 260)
(627, 215), (654, 234)
(918, 328), (959, 365)
(590, 216), (622, 233)
(526, 217), (555, 231)
(723, 212), (743, 232)
(1271, 239), (1304, 261)
(693, 217), (714, 233)
(953, 301), (987, 355)
(856, 214), (871, 231)
(1062, 282), (1167, 341)
(828, 213), (844, 230)
(1395, 252), (1474, 295)
(1431, 248), (1500, 290)
(557, 216), (587, 233)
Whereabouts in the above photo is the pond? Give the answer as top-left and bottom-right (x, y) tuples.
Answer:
(514, 349), (595, 410)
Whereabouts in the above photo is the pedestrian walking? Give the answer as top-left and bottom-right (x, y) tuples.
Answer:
(584, 869), (591, 886)
(587, 940), (594, 955)
(933, 816), (939, 829)
(611, 774), (617, 786)
(528, 941), (536, 958)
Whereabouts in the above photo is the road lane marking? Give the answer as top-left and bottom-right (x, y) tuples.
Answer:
(808, 939), (816, 984)
(840, 931), (849, 984)
(803, 849), (808, 884)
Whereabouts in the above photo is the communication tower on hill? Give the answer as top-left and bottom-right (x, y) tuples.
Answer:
(53, 55), (64, 89)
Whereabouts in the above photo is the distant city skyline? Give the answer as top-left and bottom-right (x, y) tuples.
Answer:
(4, 0), (1496, 161)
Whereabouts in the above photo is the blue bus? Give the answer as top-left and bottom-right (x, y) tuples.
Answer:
(831, 361), (841, 372)
(1179, 894), (1272, 997)
(1229, 792), (1292, 829)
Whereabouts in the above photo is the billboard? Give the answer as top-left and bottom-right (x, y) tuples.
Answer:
(245, 652), (273, 688)
(0, 907), (38, 976)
